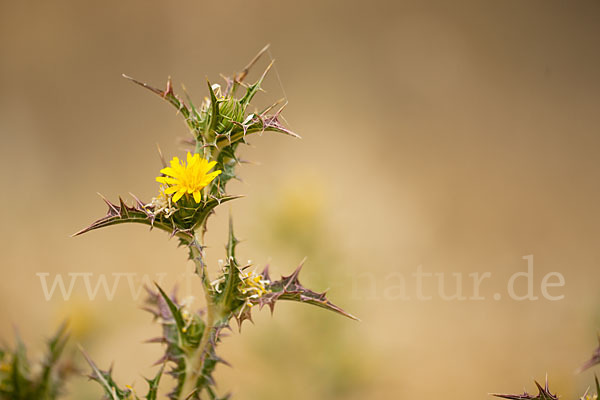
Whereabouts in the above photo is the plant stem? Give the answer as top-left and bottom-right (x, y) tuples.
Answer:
(179, 235), (216, 400)
(181, 301), (214, 399)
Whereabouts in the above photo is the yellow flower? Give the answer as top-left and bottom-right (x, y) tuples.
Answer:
(156, 152), (222, 203)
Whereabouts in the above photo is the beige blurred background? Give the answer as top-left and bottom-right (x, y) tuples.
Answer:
(1, 0), (600, 398)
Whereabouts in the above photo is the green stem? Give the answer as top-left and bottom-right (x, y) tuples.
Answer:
(194, 139), (204, 156)
(179, 235), (215, 400)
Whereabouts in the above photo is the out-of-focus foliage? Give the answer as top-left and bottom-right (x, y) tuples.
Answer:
(0, 324), (73, 400)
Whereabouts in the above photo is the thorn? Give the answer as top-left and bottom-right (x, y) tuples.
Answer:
(275, 100), (288, 116)
(164, 76), (173, 98)
(128, 193), (147, 210)
(152, 354), (169, 366)
(97, 192), (120, 215)
(261, 265), (271, 281)
(78, 344), (95, 367)
(118, 197), (129, 217)
(259, 60), (275, 83)
(156, 143), (167, 168)
(122, 74), (163, 97)
(260, 98), (285, 115)
(283, 259), (306, 287)
(237, 44), (271, 82)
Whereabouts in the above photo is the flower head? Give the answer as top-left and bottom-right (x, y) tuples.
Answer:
(210, 267), (270, 308)
(156, 152), (222, 203)
(237, 269), (270, 302)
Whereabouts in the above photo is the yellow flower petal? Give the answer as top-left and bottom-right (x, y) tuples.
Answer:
(159, 167), (177, 177)
(193, 191), (202, 203)
(164, 186), (179, 194)
(156, 176), (179, 185)
(173, 190), (185, 202)
(206, 161), (217, 170)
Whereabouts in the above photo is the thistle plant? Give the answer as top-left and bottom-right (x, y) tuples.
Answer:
(70, 46), (357, 400)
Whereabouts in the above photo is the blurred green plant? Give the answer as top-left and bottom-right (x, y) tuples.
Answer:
(238, 178), (370, 399)
(0, 324), (73, 400)
(68, 45), (357, 400)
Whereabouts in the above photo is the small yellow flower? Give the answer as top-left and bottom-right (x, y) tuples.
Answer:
(237, 269), (270, 305)
(156, 152), (222, 203)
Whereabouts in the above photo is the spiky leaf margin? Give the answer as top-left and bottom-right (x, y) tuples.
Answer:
(74, 194), (239, 239)
(493, 378), (558, 400)
(238, 262), (360, 326)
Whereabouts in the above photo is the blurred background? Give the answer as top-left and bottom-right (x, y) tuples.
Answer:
(1, 0), (600, 398)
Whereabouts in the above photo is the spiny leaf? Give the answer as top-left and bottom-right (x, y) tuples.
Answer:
(256, 262), (359, 321)
(206, 80), (220, 141)
(36, 322), (70, 399)
(73, 194), (181, 238)
(493, 378), (558, 400)
(74, 194), (240, 239)
(192, 327), (230, 400)
(213, 217), (245, 322)
(143, 287), (209, 400)
(80, 346), (132, 400)
(155, 284), (186, 335)
(187, 196), (242, 231)
(45, 322), (69, 366)
(239, 60), (273, 108)
(144, 364), (165, 400)
(123, 75), (196, 134)
(215, 112), (300, 150)
(11, 334), (29, 398)
(225, 214), (239, 261)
